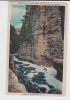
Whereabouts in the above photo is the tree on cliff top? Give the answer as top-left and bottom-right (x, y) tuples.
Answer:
(10, 24), (19, 53)
(10, 22), (29, 54)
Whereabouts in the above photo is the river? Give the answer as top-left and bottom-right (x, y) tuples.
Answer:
(13, 54), (62, 94)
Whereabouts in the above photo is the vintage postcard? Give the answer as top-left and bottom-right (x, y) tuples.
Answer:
(6, 2), (68, 96)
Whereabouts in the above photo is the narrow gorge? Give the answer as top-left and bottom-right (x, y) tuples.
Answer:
(9, 5), (65, 94)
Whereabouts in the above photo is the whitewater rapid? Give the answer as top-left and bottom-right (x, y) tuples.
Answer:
(14, 55), (62, 94)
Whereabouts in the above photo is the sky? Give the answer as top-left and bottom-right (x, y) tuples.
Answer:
(11, 4), (26, 29)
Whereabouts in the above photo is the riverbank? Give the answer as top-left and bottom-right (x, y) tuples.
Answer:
(8, 69), (27, 93)
(8, 54), (27, 93)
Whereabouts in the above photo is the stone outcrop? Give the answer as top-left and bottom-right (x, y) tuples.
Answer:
(9, 54), (15, 73)
(8, 54), (27, 93)
(8, 69), (27, 93)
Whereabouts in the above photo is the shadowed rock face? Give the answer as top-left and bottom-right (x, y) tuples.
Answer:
(9, 54), (15, 73)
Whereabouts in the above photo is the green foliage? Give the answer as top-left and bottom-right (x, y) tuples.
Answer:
(10, 5), (38, 53)
(10, 24), (19, 53)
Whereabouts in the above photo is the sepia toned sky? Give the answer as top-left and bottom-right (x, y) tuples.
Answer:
(11, 4), (26, 28)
